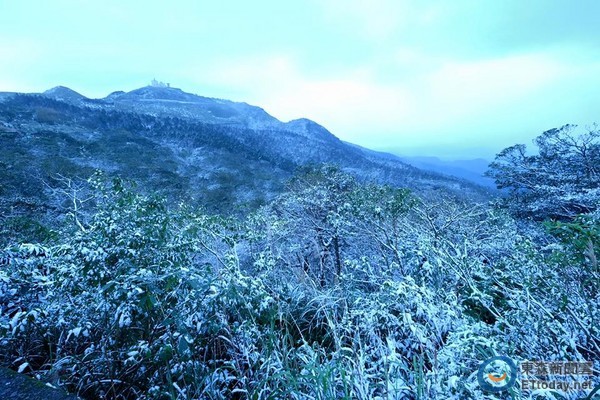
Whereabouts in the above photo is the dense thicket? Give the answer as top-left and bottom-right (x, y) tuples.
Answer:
(1, 158), (598, 399)
(487, 124), (599, 220)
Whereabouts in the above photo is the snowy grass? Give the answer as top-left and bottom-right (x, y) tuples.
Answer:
(0, 172), (598, 399)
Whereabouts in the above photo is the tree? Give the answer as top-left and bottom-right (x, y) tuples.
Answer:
(269, 165), (357, 286)
(487, 124), (600, 219)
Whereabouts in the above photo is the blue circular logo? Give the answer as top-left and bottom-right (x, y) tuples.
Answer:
(477, 356), (518, 392)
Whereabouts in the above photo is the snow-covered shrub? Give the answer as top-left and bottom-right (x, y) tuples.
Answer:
(1, 169), (598, 400)
(0, 179), (277, 399)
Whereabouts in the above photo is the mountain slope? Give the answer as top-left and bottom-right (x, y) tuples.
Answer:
(0, 85), (490, 225)
(43, 86), (86, 103)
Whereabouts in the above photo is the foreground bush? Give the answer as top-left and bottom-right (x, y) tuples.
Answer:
(1, 172), (598, 399)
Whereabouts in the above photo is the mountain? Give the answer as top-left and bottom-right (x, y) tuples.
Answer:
(43, 86), (86, 103)
(398, 156), (496, 188)
(0, 84), (491, 227)
(99, 86), (281, 130)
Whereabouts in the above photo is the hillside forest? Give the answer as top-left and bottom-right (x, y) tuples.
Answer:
(0, 93), (599, 399)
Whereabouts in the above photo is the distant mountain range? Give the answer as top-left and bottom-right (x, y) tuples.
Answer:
(397, 156), (496, 188)
(0, 84), (493, 223)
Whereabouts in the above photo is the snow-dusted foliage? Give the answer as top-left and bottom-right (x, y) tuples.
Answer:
(0, 165), (598, 399)
(487, 124), (600, 219)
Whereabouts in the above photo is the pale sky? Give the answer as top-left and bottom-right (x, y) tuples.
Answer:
(1, 0), (599, 158)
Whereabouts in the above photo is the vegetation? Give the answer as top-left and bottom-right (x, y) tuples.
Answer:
(487, 124), (599, 219)
(1, 124), (599, 400)
(1, 90), (598, 399)
(0, 91), (487, 235)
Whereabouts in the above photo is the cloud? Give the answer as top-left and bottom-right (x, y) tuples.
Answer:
(421, 52), (569, 120)
(181, 47), (600, 154)
(0, 39), (45, 92)
(325, 0), (406, 39)
(316, 0), (445, 41)
(3, 0), (600, 157)
(188, 55), (411, 134)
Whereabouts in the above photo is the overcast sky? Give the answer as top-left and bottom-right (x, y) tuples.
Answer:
(1, 0), (599, 158)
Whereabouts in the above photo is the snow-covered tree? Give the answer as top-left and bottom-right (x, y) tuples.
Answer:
(487, 124), (600, 219)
